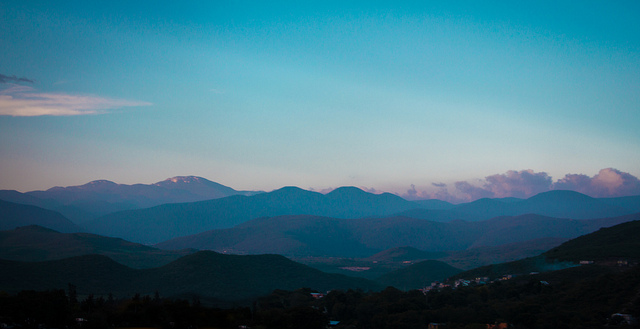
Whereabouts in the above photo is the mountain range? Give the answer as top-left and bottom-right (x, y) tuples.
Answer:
(85, 186), (422, 244)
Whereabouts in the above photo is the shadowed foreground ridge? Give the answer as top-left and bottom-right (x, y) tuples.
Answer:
(0, 250), (380, 301)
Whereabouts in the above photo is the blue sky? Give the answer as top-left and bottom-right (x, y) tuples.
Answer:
(1, 1), (639, 200)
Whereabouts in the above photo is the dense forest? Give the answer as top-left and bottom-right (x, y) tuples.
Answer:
(2, 263), (639, 329)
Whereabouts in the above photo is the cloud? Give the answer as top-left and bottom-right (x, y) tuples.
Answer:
(401, 183), (463, 203)
(0, 85), (151, 116)
(0, 74), (35, 84)
(405, 184), (419, 199)
(483, 169), (553, 198)
(553, 168), (640, 197)
(454, 181), (494, 200)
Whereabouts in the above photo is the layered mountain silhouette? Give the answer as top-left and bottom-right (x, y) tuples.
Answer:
(156, 213), (639, 258)
(0, 200), (81, 233)
(397, 190), (636, 221)
(85, 187), (640, 245)
(0, 225), (193, 268)
(86, 186), (421, 244)
(0, 176), (259, 223)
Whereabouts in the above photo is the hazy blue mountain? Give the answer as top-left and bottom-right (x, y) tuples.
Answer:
(0, 225), (193, 268)
(0, 251), (380, 301)
(0, 190), (57, 208)
(86, 186), (423, 244)
(598, 195), (640, 213)
(156, 213), (638, 258)
(0, 200), (82, 233)
(6, 176), (259, 223)
(411, 199), (456, 210)
(401, 190), (635, 221)
(376, 260), (462, 290)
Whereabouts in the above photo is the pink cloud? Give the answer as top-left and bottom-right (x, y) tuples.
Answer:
(0, 85), (151, 116)
(483, 170), (553, 198)
(454, 181), (494, 201)
(553, 168), (640, 197)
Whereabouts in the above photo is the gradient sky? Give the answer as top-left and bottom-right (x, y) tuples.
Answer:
(1, 1), (639, 200)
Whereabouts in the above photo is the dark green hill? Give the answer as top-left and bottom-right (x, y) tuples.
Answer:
(376, 260), (462, 290)
(0, 200), (82, 233)
(0, 251), (380, 301)
(544, 218), (640, 262)
(0, 254), (136, 295)
(0, 225), (193, 268)
(452, 218), (640, 281)
(149, 251), (380, 300)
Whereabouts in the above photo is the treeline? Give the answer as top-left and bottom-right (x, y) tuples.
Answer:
(2, 265), (640, 329)
(0, 287), (252, 329)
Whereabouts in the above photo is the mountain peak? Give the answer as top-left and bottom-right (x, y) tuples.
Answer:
(528, 190), (594, 202)
(47, 180), (118, 192)
(161, 176), (206, 184)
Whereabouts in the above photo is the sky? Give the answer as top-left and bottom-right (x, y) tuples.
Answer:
(1, 1), (639, 202)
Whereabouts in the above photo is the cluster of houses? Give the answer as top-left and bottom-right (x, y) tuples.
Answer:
(421, 276), (493, 293)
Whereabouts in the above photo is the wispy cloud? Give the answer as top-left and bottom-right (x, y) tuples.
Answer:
(0, 85), (151, 117)
(0, 74), (35, 84)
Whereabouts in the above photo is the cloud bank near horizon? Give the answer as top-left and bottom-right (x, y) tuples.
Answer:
(403, 168), (640, 203)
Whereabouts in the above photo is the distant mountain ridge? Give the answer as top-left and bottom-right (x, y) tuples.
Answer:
(398, 190), (636, 221)
(0, 176), (260, 223)
(86, 188), (640, 245)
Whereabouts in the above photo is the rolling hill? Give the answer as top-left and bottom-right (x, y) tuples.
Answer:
(544, 219), (640, 262)
(0, 225), (193, 268)
(451, 219), (640, 281)
(0, 251), (380, 301)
